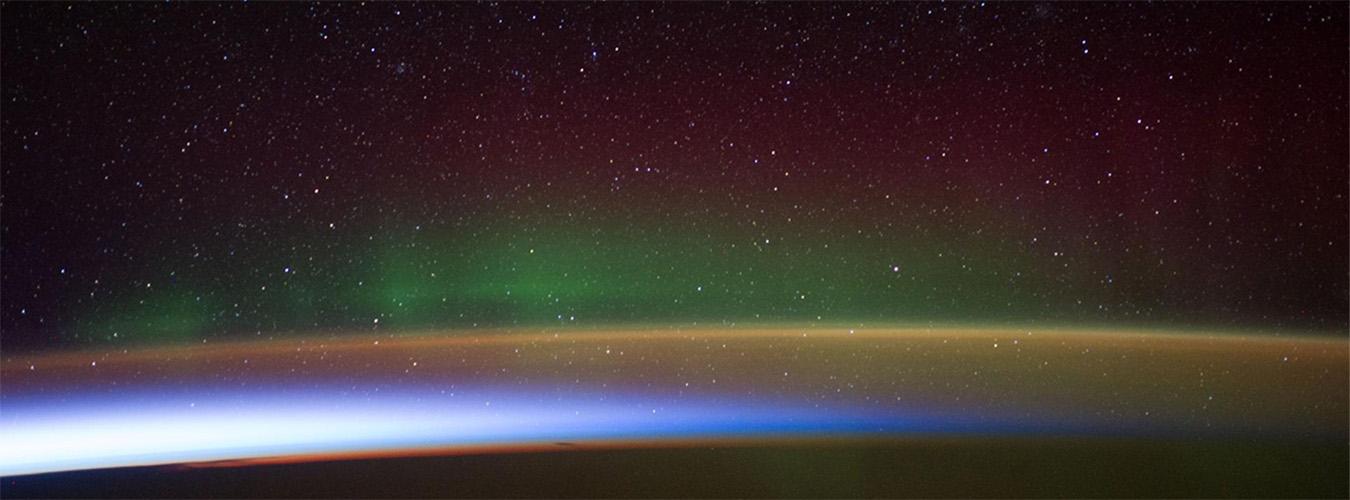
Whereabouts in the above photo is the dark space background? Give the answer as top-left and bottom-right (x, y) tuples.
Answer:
(3, 3), (1346, 352)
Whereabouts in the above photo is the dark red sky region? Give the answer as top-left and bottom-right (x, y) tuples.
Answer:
(2, 3), (1346, 350)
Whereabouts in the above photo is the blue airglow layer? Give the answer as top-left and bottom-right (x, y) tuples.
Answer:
(0, 382), (1016, 476)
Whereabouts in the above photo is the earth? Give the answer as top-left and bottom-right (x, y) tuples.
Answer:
(3, 327), (1346, 497)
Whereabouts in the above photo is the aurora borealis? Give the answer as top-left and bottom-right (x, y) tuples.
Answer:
(1, 2), (1346, 497)
(3, 2), (1346, 345)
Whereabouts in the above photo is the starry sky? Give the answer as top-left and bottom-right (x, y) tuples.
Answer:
(2, 2), (1346, 351)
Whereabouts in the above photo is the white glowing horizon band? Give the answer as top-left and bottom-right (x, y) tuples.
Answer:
(0, 387), (922, 477)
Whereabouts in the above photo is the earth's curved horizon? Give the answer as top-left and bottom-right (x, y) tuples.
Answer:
(4, 326), (1344, 480)
(3, 2), (1346, 497)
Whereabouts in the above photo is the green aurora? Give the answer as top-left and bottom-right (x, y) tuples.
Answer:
(68, 209), (1327, 346)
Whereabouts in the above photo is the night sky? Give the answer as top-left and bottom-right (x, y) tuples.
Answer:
(3, 2), (1346, 351)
